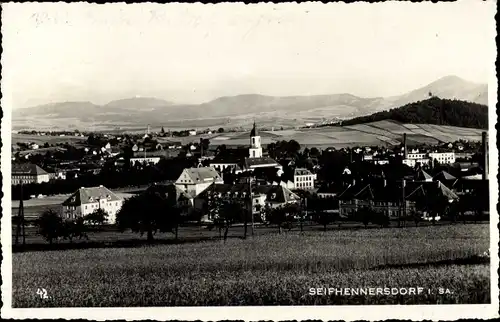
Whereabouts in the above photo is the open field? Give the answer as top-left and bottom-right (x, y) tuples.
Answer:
(206, 121), (486, 149)
(12, 224), (490, 306)
(11, 121), (485, 150)
(12, 133), (87, 146)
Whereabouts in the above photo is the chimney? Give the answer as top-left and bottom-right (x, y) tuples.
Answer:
(403, 133), (408, 159)
(482, 131), (488, 180)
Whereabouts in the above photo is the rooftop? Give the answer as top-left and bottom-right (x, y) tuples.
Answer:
(294, 168), (313, 176)
(184, 167), (222, 182)
(62, 186), (122, 206)
(244, 157), (279, 168)
(12, 163), (48, 176)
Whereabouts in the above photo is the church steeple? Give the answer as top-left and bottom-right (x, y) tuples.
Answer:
(249, 121), (262, 158)
(250, 121), (258, 137)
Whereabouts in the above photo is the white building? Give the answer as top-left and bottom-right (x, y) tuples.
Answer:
(293, 168), (316, 190)
(403, 150), (437, 167)
(130, 156), (161, 165)
(403, 158), (431, 168)
(189, 130), (197, 136)
(428, 152), (456, 164)
(12, 163), (50, 185)
(62, 185), (123, 224)
(175, 167), (223, 197)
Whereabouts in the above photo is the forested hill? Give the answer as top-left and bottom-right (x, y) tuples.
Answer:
(341, 97), (488, 129)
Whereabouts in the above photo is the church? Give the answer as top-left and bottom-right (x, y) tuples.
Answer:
(243, 122), (283, 172)
(209, 122), (283, 175)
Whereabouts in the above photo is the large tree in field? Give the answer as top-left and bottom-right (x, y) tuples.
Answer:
(116, 192), (181, 242)
(213, 199), (245, 242)
(267, 203), (297, 234)
(60, 217), (89, 243)
(355, 206), (372, 228)
(36, 209), (63, 244)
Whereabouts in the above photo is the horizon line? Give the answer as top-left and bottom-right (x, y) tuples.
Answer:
(14, 74), (487, 110)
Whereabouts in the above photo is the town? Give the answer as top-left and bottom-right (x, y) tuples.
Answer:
(12, 120), (489, 245)
(5, 1), (495, 312)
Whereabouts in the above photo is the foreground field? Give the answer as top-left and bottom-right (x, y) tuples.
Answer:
(12, 224), (489, 307)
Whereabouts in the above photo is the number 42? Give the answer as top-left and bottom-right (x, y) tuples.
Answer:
(36, 288), (48, 299)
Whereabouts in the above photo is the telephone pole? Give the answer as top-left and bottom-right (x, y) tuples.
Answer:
(15, 180), (26, 247)
(400, 178), (406, 228)
(249, 175), (255, 237)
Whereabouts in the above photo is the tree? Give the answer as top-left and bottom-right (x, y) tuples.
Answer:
(371, 210), (390, 228)
(217, 127), (225, 133)
(355, 207), (372, 228)
(116, 192), (176, 242)
(36, 209), (63, 244)
(161, 126), (166, 134)
(201, 138), (210, 155)
(216, 200), (245, 242)
(314, 211), (337, 231)
(267, 203), (297, 234)
(410, 210), (421, 227)
(84, 208), (109, 228)
(310, 147), (320, 158)
(60, 217), (88, 243)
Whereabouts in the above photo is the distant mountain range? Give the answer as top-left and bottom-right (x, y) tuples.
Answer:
(13, 75), (488, 131)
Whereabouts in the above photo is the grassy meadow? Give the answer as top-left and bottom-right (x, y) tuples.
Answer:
(12, 224), (490, 307)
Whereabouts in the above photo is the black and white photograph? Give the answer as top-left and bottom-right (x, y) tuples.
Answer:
(1, 1), (498, 320)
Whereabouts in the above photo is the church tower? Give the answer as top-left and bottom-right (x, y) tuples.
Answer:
(249, 121), (263, 158)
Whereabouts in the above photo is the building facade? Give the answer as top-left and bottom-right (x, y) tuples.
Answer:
(130, 156), (161, 165)
(62, 185), (123, 224)
(428, 152), (456, 164)
(12, 163), (50, 185)
(293, 168), (317, 190)
(175, 167), (224, 197)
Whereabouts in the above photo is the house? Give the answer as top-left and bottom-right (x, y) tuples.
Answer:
(293, 168), (316, 190)
(62, 185), (123, 224)
(414, 169), (433, 182)
(316, 185), (342, 199)
(403, 151), (431, 168)
(433, 170), (457, 183)
(29, 143), (39, 150)
(273, 180), (295, 190)
(12, 163), (50, 185)
(175, 167), (223, 197)
(428, 152), (456, 164)
(195, 183), (301, 221)
(48, 169), (67, 181)
(189, 130), (197, 136)
(130, 156), (162, 165)
(338, 181), (410, 218)
(338, 179), (458, 219)
(210, 159), (241, 173)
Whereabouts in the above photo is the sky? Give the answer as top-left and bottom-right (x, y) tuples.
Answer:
(1, 1), (496, 109)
